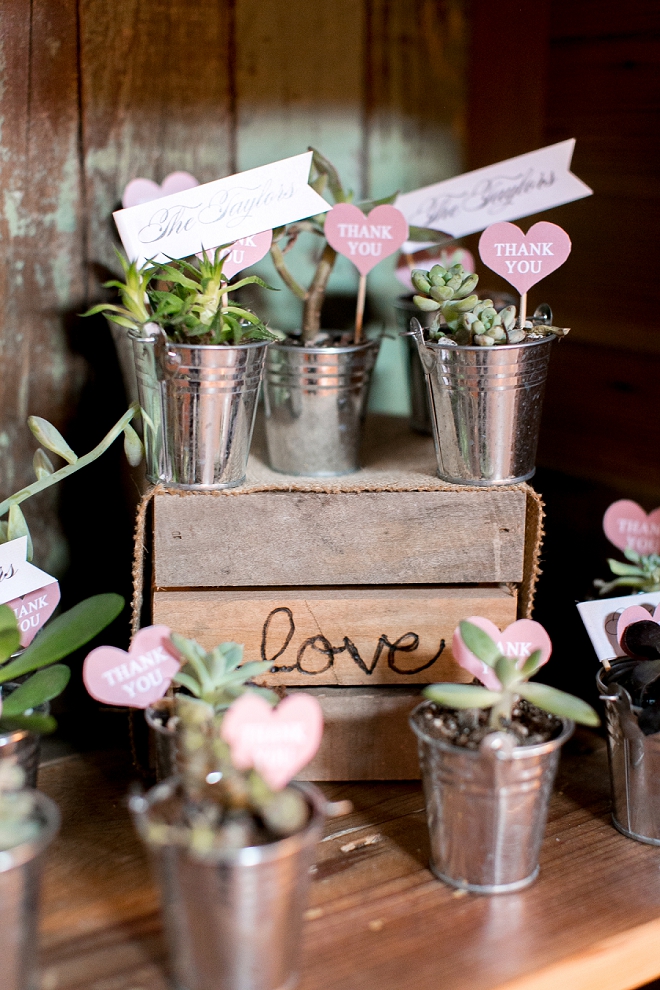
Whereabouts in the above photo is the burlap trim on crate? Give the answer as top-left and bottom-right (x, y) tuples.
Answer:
(131, 414), (545, 635)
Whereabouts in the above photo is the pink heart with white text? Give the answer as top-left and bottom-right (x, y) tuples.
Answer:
(453, 616), (552, 691)
(603, 500), (660, 556)
(6, 581), (61, 647)
(221, 693), (323, 790)
(617, 604), (660, 653)
(198, 230), (273, 279)
(83, 625), (180, 709)
(324, 203), (409, 276)
(478, 221), (571, 294)
(122, 171), (199, 209)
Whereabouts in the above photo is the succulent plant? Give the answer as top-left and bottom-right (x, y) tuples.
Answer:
(0, 594), (124, 734)
(424, 620), (599, 730)
(139, 694), (309, 853)
(0, 593), (125, 736)
(411, 264), (569, 347)
(84, 246), (282, 346)
(170, 634), (278, 713)
(271, 148), (450, 344)
(0, 763), (39, 850)
(594, 548), (660, 596)
(0, 405), (142, 561)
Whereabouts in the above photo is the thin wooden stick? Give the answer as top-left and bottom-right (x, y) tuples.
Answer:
(519, 292), (527, 329)
(355, 273), (367, 344)
(222, 292), (229, 309)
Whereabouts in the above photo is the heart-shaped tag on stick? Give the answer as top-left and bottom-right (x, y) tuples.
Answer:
(603, 500), (660, 556)
(453, 616), (552, 690)
(83, 625), (180, 709)
(222, 693), (323, 790)
(122, 171), (199, 209)
(6, 581), (61, 647)
(199, 230), (273, 279)
(479, 221), (572, 295)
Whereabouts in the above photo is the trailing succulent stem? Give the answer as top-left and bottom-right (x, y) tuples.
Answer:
(424, 621), (599, 730)
(595, 548), (660, 595)
(0, 594), (124, 734)
(411, 265), (569, 347)
(270, 147), (451, 344)
(0, 406), (142, 560)
(84, 246), (282, 346)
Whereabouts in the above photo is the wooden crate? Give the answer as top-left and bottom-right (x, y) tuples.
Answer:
(138, 416), (543, 779)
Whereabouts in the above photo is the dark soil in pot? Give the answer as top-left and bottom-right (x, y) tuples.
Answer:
(412, 698), (563, 750)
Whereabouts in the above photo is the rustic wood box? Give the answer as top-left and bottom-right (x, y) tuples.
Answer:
(134, 416), (544, 780)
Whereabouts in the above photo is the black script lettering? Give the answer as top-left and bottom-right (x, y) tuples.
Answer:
(0, 564), (16, 582)
(262, 607), (296, 672)
(138, 203), (201, 244)
(296, 636), (338, 675)
(341, 636), (387, 675)
(387, 633), (445, 675)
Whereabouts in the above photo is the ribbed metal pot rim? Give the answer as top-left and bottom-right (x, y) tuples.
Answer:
(422, 335), (555, 354)
(409, 700), (574, 760)
(0, 791), (60, 873)
(128, 329), (269, 353)
(145, 703), (175, 738)
(268, 338), (377, 356)
(133, 776), (326, 865)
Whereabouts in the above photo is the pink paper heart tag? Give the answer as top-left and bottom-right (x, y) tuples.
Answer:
(201, 230), (273, 279)
(603, 500), (660, 556)
(5, 581), (61, 647)
(453, 616), (552, 691)
(221, 693), (323, 790)
(122, 171), (199, 209)
(617, 604), (660, 653)
(324, 203), (409, 276)
(83, 625), (180, 709)
(478, 221), (572, 294)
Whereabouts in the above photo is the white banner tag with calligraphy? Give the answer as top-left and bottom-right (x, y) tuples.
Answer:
(113, 152), (331, 266)
(577, 592), (660, 664)
(396, 139), (592, 251)
(0, 537), (61, 646)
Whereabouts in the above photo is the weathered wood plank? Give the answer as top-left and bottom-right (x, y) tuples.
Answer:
(293, 687), (422, 780)
(153, 585), (516, 685)
(153, 490), (527, 587)
(79, 0), (234, 280)
(0, 0), (85, 569)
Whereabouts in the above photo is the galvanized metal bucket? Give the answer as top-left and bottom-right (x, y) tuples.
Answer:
(409, 324), (554, 485)
(0, 685), (49, 788)
(393, 300), (434, 435)
(131, 777), (326, 990)
(263, 338), (379, 476)
(0, 790), (60, 990)
(410, 701), (573, 893)
(145, 702), (177, 782)
(597, 662), (660, 845)
(130, 330), (268, 489)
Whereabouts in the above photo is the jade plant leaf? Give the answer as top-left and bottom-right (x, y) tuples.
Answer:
(0, 593), (124, 684)
(459, 621), (502, 668)
(423, 683), (502, 709)
(517, 682), (600, 726)
(0, 605), (20, 663)
(2, 664), (71, 717)
(0, 713), (57, 735)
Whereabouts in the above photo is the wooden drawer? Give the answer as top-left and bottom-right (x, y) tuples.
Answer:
(152, 489), (527, 587)
(153, 584), (517, 686)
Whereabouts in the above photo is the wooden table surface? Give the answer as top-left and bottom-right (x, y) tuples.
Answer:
(37, 731), (660, 990)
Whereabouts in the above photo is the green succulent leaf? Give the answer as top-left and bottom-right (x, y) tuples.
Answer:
(2, 664), (71, 716)
(520, 649), (543, 678)
(7, 505), (33, 561)
(171, 671), (202, 697)
(27, 417), (78, 464)
(0, 713), (57, 735)
(310, 146), (346, 202)
(33, 448), (55, 480)
(459, 621), (502, 668)
(517, 682), (600, 727)
(123, 423), (144, 467)
(423, 683), (501, 709)
(607, 559), (645, 577)
(494, 655), (519, 689)
(0, 593), (125, 684)
(0, 605), (20, 663)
